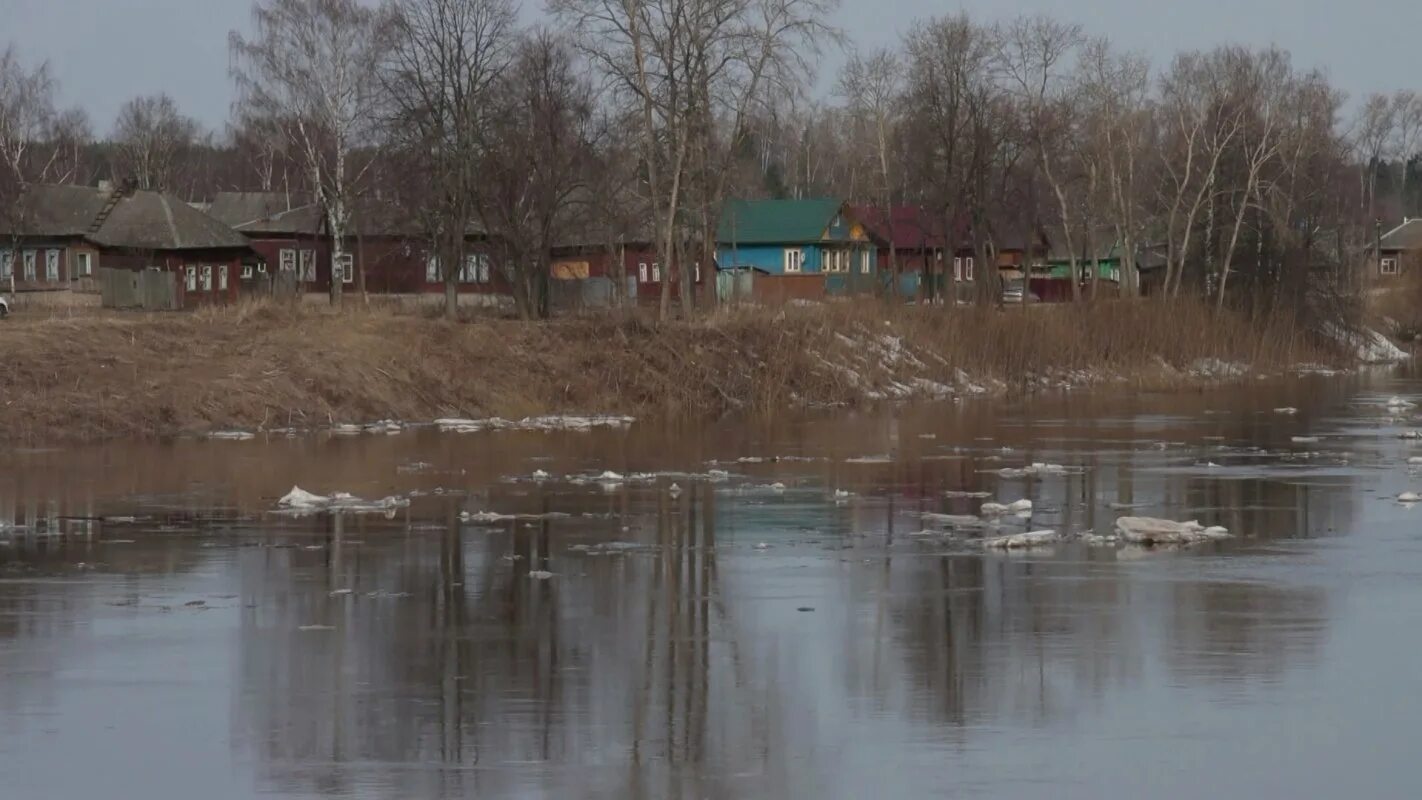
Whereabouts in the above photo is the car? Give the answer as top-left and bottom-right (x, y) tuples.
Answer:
(1001, 280), (1040, 304)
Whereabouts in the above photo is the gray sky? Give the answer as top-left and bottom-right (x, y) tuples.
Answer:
(8, 0), (1416, 135)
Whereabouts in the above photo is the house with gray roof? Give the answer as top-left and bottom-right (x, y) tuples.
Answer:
(0, 181), (251, 306)
(1378, 219), (1422, 279)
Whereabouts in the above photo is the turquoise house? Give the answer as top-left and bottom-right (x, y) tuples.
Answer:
(716, 199), (879, 297)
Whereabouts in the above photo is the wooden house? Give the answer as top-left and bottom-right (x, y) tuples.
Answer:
(716, 199), (878, 302)
(1378, 219), (1422, 281)
(0, 182), (250, 307)
(206, 192), (503, 299)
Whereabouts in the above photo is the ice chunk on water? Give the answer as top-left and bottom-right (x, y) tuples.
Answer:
(982, 530), (1058, 550)
(1115, 516), (1231, 545)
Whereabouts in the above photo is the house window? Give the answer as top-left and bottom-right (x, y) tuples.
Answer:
(478, 256), (490, 283)
(638, 262), (649, 283)
(965, 257), (975, 281)
(76, 252), (92, 277)
(22, 250), (35, 280)
(185, 266), (197, 291)
(200, 265), (213, 291)
(694, 262), (701, 282)
(279, 249), (296, 272)
(45, 250), (59, 281)
(860, 251), (871, 274)
(954, 257), (963, 281)
(241, 264), (254, 280)
(299, 249), (315, 282)
(426, 255), (440, 283)
(1382, 257), (1400, 276)
(258, 263), (268, 274)
(335, 253), (354, 284)
(784, 248), (804, 273)
(218, 264), (229, 291)
(651, 262), (661, 282)
(0, 250), (10, 279)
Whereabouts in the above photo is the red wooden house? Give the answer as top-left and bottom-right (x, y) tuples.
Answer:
(206, 192), (503, 299)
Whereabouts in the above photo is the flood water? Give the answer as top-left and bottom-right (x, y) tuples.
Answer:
(4, 372), (1422, 798)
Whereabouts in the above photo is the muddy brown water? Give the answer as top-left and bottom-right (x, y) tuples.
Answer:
(4, 372), (1422, 798)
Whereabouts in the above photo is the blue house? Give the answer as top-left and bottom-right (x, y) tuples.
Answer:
(716, 199), (879, 298)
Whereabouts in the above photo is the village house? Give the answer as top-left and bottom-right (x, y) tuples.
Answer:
(0, 181), (251, 307)
(1377, 218), (1422, 280)
(548, 221), (707, 310)
(716, 198), (879, 303)
(205, 191), (502, 300)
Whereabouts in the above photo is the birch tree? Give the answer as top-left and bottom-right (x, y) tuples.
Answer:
(839, 48), (902, 284)
(112, 94), (200, 191)
(230, 0), (390, 306)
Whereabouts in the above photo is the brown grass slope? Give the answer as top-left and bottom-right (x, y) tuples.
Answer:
(0, 299), (1341, 441)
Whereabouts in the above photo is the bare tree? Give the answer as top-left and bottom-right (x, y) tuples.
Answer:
(1352, 93), (1396, 219)
(231, 0), (390, 306)
(111, 93), (200, 191)
(839, 48), (903, 286)
(383, 0), (517, 318)
(477, 30), (595, 319)
(0, 47), (62, 296)
(996, 15), (1084, 301)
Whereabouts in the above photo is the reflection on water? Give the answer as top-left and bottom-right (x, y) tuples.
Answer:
(5, 374), (1422, 798)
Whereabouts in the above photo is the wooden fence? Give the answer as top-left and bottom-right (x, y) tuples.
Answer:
(99, 268), (179, 311)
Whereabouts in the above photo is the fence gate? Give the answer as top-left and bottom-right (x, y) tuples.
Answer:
(99, 268), (179, 311)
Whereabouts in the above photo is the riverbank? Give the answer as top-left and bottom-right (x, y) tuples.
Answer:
(0, 299), (1361, 441)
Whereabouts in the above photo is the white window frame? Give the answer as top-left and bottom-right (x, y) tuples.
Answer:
(954, 257), (963, 281)
(638, 262), (649, 283)
(784, 248), (804, 273)
(22, 250), (35, 281)
(200, 265), (213, 291)
(45, 249), (59, 281)
(651, 262), (661, 283)
(76, 251), (92, 277)
(218, 264), (229, 291)
(478, 256), (490, 283)
(426, 255), (440, 283)
(185, 265), (197, 291)
(299, 249), (316, 282)
(965, 256), (975, 281)
(241, 264), (254, 280)
(1381, 256), (1400, 276)
(0, 250), (11, 279)
(279, 249), (296, 273)
(335, 253), (354, 284)
(693, 262), (701, 283)
(860, 250), (871, 275)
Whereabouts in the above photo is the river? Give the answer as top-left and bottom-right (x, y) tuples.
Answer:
(1, 371), (1420, 799)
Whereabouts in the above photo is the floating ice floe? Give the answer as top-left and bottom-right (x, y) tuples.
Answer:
(845, 455), (893, 464)
(981, 499), (1032, 517)
(461, 510), (571, 523)
(1386, 396), (1417, 411)
(531, 469), (552, 481)
(1114, 516), (1231, 545)
(1291, 436), (1321, 444)
(1273, 407), (1299, 415)
(528, 571), (555, 580)
(1408, 458), (1422, 466)
(363, 420), (403, 435)
(1398, 492), (1422, 504)
(434, 415), (635, 434)
(981, 530), (1059, 550)
(1400, 431), (1422, 440)
(276, 486), (410, 515)
(997, 463), (1076, 478)
(330, 424), (364, 436)
(208, 430), (256, 441)
(945, 490), (992, 498)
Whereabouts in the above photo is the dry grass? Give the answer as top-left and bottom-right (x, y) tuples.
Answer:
(0, 296), (1342, 442)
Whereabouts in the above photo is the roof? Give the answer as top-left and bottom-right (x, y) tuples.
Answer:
(717, 198), (845, 244)
(205, 192), (313, 229)
(0, 184), (110, 237)
(1381, 219), (1422, 252)
(0, 184), (248, 251)
(849, 205), (945, 251)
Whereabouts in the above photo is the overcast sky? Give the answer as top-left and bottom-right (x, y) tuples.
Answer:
(8, 0), (1416, 134)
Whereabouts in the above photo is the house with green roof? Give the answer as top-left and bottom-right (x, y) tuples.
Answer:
(716, 199), (879, 297)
